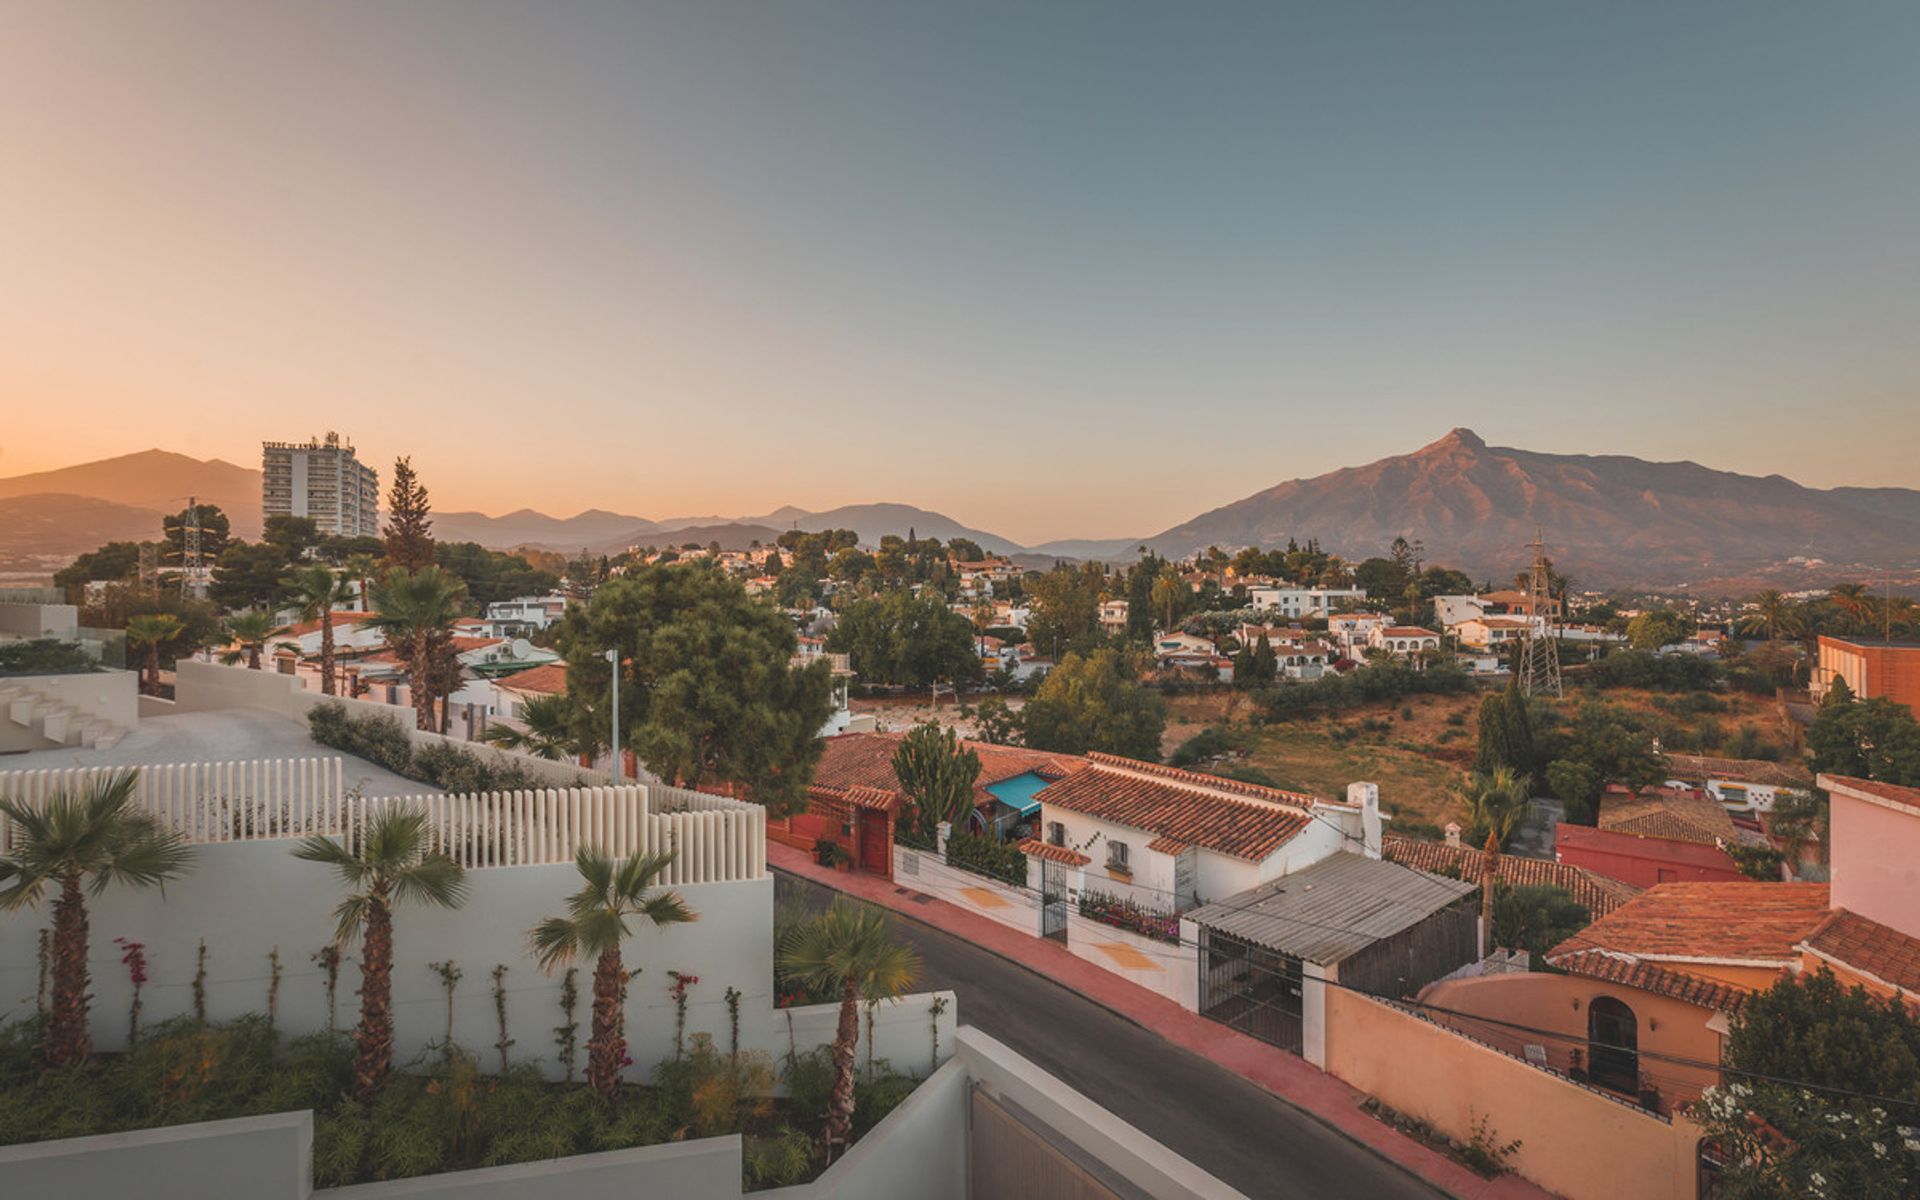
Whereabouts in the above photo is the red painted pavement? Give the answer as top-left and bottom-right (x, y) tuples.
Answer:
(772, 841), (1556, 1200)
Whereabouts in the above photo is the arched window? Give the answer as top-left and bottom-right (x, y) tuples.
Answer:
(1588, 995), (1639, 1094)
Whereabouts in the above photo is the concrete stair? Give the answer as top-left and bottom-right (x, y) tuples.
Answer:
(0, 682), (128, 750)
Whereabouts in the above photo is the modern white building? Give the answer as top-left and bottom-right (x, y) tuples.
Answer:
(261, 433), (380, 537)
(1248, 586), (1367, 619)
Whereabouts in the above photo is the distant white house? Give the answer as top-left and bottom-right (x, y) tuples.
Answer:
(1365, 626), (1441, 659)
(485, 594), (569, 633)
(1098, 599), (1130, 634)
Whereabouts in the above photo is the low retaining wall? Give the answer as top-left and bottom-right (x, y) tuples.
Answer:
(0, 1111), (311, 1200)
(1323, 988), (1702, 1200)
(1065, 910), (1197, 1010)
(892, 845), (1038, 936)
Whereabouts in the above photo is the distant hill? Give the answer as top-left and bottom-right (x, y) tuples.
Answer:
(434, 508), (657, 550)
(0, 494), (166, 569)
(590, 522), (788, 555)
(0, 449), (262, 536)
(1144, 428), (1920, 585)
(732, 502), (1026, 556)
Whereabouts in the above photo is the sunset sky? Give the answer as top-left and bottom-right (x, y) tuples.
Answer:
(3, 1), (1918, 543)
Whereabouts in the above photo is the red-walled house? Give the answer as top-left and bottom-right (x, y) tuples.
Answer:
(1554, 787), (1759, 888)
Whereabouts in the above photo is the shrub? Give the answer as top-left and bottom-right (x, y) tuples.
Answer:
(308, 702), (571, 792)
(745, 1126), (816, 1188)
(1078, 890), (1179, 944)
(853, 1070), (917, 1137)
(782, 1046), (836, 1119)
(944, 832), (1027, 887)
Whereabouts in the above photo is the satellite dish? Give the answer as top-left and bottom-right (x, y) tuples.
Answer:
(511, 638), (533, 659)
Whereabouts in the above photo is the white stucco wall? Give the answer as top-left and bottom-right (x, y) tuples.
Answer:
(1065, 910), (1198, 1010)
(0, 668), (139, 752)
(0, 1111), (311, 1200)
(891, 845), (1039, 936)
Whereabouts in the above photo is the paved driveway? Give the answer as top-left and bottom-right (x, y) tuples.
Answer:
(0, 708), (429, 798)
(778, 873), (1449, 1200)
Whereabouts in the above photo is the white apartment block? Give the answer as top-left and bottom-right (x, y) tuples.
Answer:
(261, 432), (380, 537)
(1248, 585), (1367, 618)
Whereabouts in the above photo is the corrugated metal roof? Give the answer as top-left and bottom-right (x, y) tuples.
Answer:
(1185, 852), (1476, 966)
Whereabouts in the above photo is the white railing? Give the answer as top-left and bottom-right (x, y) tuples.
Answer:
(383, 784), (766, 881)
(0, 758), (347, 847)
(0, 764), (765, 884)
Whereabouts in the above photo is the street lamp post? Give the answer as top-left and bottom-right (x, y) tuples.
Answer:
(605, 647), (620, 785)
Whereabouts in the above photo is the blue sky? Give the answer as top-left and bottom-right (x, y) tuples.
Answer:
(2, 1), (1917, 541)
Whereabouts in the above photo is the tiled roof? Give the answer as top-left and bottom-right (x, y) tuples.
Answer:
(843, 785), (899, 812)
(494, 662), (568, 695)
(1018, 839), (1091, 867)
(1819, 774), (1920, 818)
(1552, 950), (1753, 1014)
(1665, 754), (1812, 790)
(1080, 752), (1322, 807)
(450, 636), (506, 652)
(1379, 627), (1439, 639)
(1548, 882), (1829, 966)
(810, 731), (1086, 808)
(1039, 756), (1316, 862)
(1146, 835), (1190, 855)
(1798, 908), (1920, 998)
(1599, 790), (1744, 846)
(285, 611), (375, 637)
(1381, 835), (1640, 917)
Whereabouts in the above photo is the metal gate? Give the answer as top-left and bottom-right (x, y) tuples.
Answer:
(1041, 859), (1069, 941)
(1197, 926), (1303, 1053)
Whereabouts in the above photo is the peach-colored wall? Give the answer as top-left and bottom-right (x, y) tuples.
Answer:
(1656, 961), (1786, 991)
(1830, 791), (1920, 939)
(1325, 988), (1703, 1200)
(1418, 972), (1723, 1109)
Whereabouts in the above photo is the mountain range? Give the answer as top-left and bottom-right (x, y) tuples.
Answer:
(5, 432), (1916, 588)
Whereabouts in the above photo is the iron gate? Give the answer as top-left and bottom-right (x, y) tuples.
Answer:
(1197, 926), (1303, 1053)
(1041, 858), (1069, 940)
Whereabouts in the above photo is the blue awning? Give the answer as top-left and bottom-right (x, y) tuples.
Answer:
(984, 770), (1053, 818)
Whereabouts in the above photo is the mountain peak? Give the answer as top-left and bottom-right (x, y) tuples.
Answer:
(1425, 427), (1486, 454)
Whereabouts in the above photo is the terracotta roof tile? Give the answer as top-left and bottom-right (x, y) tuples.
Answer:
(1381, 835), (1640, 917)
(1146, 836), (1190, 855)
(1599, 790), (1745, 846)
(1819, 774), (1920, 818)
(1547, 881), (1829, 966)
(1040, 756), (1314, 862)
(811, 731), (1086, 808)
(1798, 908), (1920, 997)
(494, 662), (568, 695)
(1664, 754), (1813, 790)
(1018, 839), (1091, 867)
(1552, 949), (1753, 1014)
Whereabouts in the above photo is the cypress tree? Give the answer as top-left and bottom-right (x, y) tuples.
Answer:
(383, 456), (436, 570)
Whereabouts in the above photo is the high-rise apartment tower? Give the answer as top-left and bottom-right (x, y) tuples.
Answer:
(261, 432), (380, 537)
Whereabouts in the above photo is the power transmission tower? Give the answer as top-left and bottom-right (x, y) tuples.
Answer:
(1515, 528), (1562, 698)
(181, 495), (203, 599)
(138, 542), (159, 596)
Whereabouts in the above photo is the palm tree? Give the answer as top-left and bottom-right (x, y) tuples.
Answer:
(365, 566), (465, 731)
(0, 770), (194, 1066)
(294, 806), (467, 1099)
(529, 848), (695, 1103)
(219, 609), (289, 670)
(1456, 766), (1532, 850)
(284, 563), (352, 696)
(342, 553), (383, 614)
(1738, 589), (1799, 642)
(479, 694), (578, 760)
(777, 899), (920, 1155)
(1150, 574), (1183, 631)
(1828, 582), (1874, 634)
(125, 613), (185, 695)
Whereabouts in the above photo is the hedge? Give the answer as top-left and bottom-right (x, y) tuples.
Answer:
(308, 701), (580, 793)
(943, 832), (1027, 888)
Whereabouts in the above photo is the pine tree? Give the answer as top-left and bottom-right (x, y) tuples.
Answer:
(383, 456), (436, 570)
(1474, 683), (1536, 777)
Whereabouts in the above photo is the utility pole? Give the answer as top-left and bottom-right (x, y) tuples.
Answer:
(606, 647), (621, 785)
(1515, 527), (1562, 698)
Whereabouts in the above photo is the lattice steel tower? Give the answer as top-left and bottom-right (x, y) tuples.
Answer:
(1515, 528), (1562, 698)
(181, 495), (203, 598)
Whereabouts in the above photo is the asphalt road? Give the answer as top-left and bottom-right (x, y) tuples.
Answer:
(778, 872), (1447, 1200)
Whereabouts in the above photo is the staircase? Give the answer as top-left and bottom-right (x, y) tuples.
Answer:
(0, 681), (126, 749)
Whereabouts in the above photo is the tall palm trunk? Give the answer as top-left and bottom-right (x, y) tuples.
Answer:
(587, 947), (626, 1103)
(826, 975), (860, 1153)
(353, 890), (395, 1099)
(320, 614), (337, 696)
(247, 642), (262, 670)
(46, 874), (93, 1067)
(410, 633), (435, 732)
(144, 645), (161, 695)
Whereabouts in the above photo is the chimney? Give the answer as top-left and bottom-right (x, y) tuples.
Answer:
(1444, 821), (1462, 849)
(1348, 782), (1382, 860)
